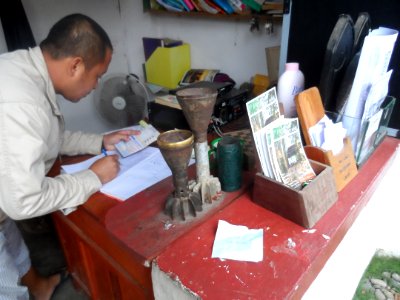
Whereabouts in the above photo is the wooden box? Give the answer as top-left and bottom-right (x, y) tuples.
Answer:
(295, 87), (358, 191)
(304, 137), (358, 192)
(252, 160), (338, 228)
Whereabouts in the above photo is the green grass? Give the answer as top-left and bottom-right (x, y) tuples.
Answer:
(353, 250), (400, 300)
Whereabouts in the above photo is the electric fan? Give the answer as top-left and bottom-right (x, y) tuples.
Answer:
(93, 73), (150, 127)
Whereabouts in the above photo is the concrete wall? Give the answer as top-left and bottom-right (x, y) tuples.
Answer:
(14, 0), (282, 133)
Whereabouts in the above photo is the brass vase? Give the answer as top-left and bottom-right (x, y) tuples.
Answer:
(157, 129), (202, 220)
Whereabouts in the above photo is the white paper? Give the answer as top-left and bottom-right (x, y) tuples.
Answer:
(364, 109), (383, 145)
(361, 70), (392, 124)
(62, 147), (194, 201)
(321, 122), (347, 155)
(308, 115), (332, 148)
(358, 109), (383, 160)
(342, 27), (398, 149)
(101, 148), (170, 200)
(211, 220), (263, 262)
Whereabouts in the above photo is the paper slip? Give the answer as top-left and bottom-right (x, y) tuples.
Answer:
(114, 122), (160, 158)
(211, 220), (263, 262)
(309, 115), (347, 155)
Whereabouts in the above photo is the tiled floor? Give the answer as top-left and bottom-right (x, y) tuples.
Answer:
(17, 216), (88, 300)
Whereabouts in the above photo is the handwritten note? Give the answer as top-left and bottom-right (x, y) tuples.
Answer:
(62, 147), (194, 201)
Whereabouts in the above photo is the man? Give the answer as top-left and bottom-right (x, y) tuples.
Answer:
(0, 14), (137, 299)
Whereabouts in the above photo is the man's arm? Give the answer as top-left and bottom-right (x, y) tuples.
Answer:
(61, 130), (103, 156)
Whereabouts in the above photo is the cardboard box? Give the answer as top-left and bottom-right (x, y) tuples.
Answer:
(252, 160), (338, 228)
(145, 44), (191, 89)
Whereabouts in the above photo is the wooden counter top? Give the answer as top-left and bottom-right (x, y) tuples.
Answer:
(153, 137), (399, 299)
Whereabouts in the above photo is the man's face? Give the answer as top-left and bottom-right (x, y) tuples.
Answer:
(65, 48), (112, 102)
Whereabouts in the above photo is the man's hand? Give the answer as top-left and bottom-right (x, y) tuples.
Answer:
(102, 130), (140, 151)
(89, 155), (120, 184)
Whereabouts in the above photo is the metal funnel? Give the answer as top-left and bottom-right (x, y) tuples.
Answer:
(157, 129), (202, 220)
(176, 87), (218, 143)
(176, 87), (221, 203)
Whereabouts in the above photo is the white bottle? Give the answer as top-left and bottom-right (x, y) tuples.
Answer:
(277, 62), (305, 117)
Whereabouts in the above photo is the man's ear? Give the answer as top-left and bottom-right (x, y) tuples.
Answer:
(68, 56), (85, 77)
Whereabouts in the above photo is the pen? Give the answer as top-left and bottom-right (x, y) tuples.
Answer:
(102, 148), (108, 156)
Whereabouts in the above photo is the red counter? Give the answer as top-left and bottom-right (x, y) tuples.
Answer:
(52, 137), (399, 299)
(153, 137), (399, 299)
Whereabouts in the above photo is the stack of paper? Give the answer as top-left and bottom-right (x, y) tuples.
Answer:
(341, 27), (398, 151)
(246, 87), (315, 189)
(62, 147), (194, 201)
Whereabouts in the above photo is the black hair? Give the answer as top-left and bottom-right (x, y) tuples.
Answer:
(40, 13), (113, 69)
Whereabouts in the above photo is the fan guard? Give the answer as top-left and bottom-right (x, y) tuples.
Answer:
(94, 73), (148, 127)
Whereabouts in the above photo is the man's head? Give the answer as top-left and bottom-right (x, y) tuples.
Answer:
(40, 14), (113, 101)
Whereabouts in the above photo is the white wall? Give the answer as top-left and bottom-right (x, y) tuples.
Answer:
(21, 0), (282, 133)
(303, 149), (400, 300)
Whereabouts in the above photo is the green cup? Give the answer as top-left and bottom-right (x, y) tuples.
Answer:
(217, 136), (243, 192)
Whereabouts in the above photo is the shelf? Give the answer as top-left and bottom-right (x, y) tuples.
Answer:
(146, 8), (282, 22)
(142, 0), (284, 23)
